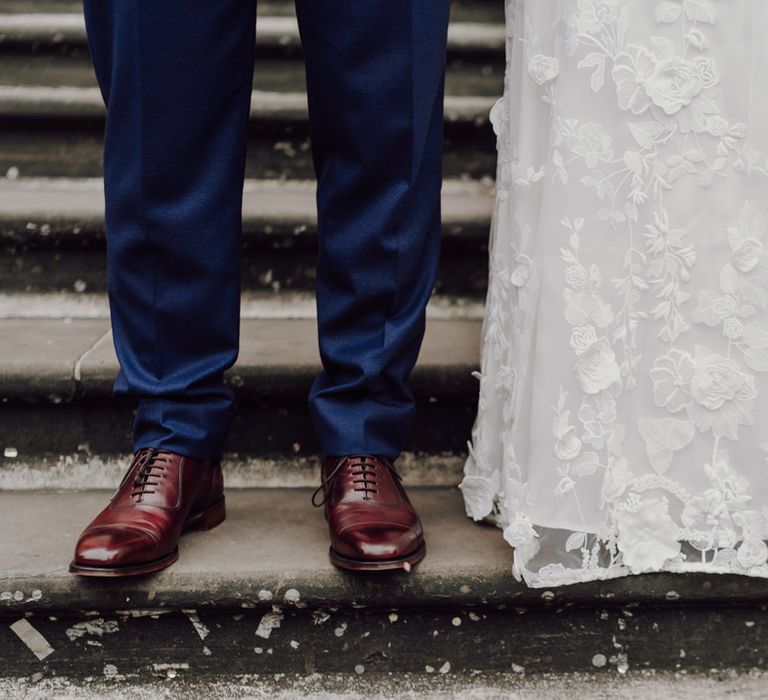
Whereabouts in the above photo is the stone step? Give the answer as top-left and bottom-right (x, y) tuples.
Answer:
(1, 0), (505, 24)
(0, 15), (503, 183)
(0, 85), (497, 125)
(0, 118), (497, 182)
(0, 178), (494, 297)
(0, 316), (482, 461)
(0, 451), (466, 492)
(0, 291), (484, 321)
(0, 178), (493, 236)
(5, 673), (768, 700)
(0, 50), (503, 96)
(2, 487), (768, 683)
(0, 12), (505, 54)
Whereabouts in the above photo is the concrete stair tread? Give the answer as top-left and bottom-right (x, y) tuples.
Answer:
(0, 13), (506, 52)
(0, 85), (496, 123)
(0, 291), (484, 321)
(0, 51), (503, 97)
(2, 0), (505, 22)
(3, 486), (767, 615)
(3, 673), (768, 699)
(0, 1), (297, 15)
(0, 316), (482, 399)
(0, 178), (493, 298)
(0, 178), (494, 240)
(1, 487), (510, 610)
(3, 488), (768, 682)
(0, 126), (497, 183)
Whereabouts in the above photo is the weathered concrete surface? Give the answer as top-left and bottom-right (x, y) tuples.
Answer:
(2, 584), (768, 679)
(4, 594), (768, 676)
(1, 0), (505, 23)
(0, 317), (481, 400)
(3, 671), (768, 700)
(0, 86), (496, 123)
(0, 318), (107, 397)
(0, 126), (497, 181)
(3, 490), (768, 682)
(0, 316), (481, 458)
(1, 487), (517, 612)
(0, 452), (467, 491)
(0, 179), (493, 297)
(77, 317), (481, 398)
(0, 178), (495, 239)
(0, 14), (506, 53)
(0, 390), (477, 458)
(0, 292), (484, 321)
(0, 51), (504, 97)
(4, 488), (768, 613)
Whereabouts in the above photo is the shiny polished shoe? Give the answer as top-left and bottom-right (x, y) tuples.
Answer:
(312, 455), (426, 571)
(70, 447), (225, 577)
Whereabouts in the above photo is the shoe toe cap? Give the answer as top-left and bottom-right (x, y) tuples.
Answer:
(74, 527), (158, 568)
(335, 522), (422, 561)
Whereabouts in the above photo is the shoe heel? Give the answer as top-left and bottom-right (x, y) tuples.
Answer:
(192, 496), (226, 531)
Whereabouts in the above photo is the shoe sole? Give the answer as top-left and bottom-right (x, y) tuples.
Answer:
(68, 496), (226, 578)
(328, 540), (426, 572)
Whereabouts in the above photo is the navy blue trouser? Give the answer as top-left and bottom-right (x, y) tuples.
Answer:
(84, 0), (450, 461)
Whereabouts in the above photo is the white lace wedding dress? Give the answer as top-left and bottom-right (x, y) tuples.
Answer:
(460, 0), (768, 587)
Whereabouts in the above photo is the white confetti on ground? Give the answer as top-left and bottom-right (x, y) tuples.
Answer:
(152, 663), (189, 671)
(65, 618), (119, 642)
(10, 619), (54, 661)
(116, 609), (172, 619)
(183, 610), (210, 641)
(617, 654), (629, 674)
(255, 610), (284, 639)
(283, 589), (301, 604)
(312, 610), (331, 625)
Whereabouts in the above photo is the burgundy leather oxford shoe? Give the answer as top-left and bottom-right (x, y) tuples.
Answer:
(312, 455), (426, 571)
(70, 447), (225, 577)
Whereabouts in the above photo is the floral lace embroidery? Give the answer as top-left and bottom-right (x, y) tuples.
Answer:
(460, 0), (768, 586)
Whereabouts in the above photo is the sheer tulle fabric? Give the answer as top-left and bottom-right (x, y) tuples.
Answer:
(461, 0), (768, 586)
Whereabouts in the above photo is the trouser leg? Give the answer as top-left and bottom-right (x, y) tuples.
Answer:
(296, 0), (451, 458)
(83, 0), (257, 459)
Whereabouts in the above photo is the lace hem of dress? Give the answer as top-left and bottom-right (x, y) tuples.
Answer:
(472, 492), (768, 588)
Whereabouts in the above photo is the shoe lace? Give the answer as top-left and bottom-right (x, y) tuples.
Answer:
(128, 448), (171, 501)
(311, 455), (401, 507)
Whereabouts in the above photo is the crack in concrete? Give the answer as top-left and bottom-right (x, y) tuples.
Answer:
(72, 328), (111, 389)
